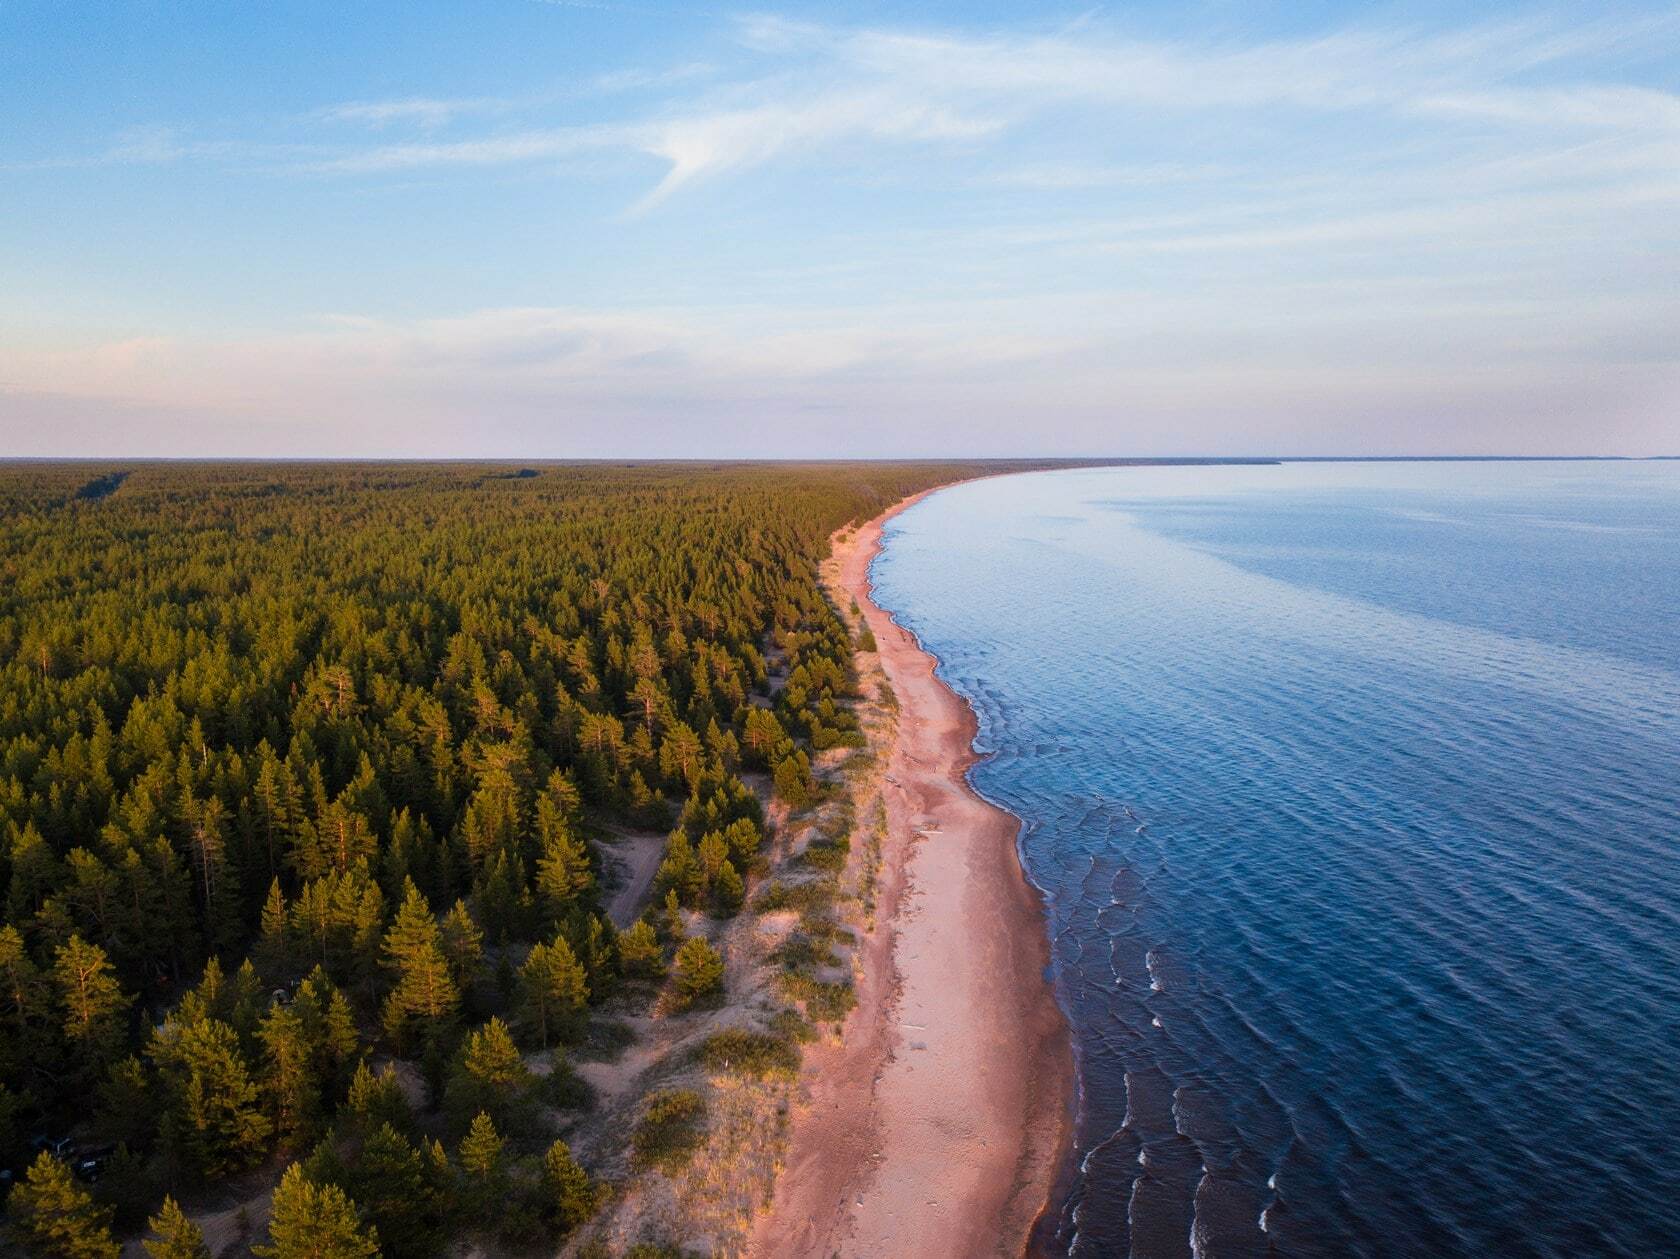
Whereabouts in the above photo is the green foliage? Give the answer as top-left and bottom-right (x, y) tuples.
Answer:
(142, 1198), (210, 1259)
(616, 918), (664, 980)
(380, 880), (459, 1050)
(519, 935), (589, 1049)
(699, 1027), (802, 1079)
(338, 1122), (452, 1259)
(5, 1153), (120, 1259)
(456, 1111), (507, 1223)
(630, 1088), (706, 1173)
(772, 751), (817, 811)
(0, 459), (1030, 1241)
(346, 1060), (413, 1135)
(779, 973), (858, 1024)
(541, 1138), (603, 1232)
(256, 1164), (379, 1259)
(150, 1013), (272, 1179)
(671, 936), (725, 1006)
(52, 934), (127, 1079)
(447, 1016), (532, 1131)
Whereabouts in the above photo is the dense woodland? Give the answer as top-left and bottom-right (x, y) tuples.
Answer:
(0, 460), (1047, 1259)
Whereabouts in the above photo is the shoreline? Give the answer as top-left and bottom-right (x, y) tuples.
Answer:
(751, 487), (1074, 1257)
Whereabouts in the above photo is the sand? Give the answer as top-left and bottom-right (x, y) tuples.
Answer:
(749, 489), (1073, 1258)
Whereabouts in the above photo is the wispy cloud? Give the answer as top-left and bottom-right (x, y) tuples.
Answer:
(285, 11), (1680, 207)
(318, 95), (511, 128)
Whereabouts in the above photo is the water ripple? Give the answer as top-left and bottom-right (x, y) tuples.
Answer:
(873, 462), (1680, 1259)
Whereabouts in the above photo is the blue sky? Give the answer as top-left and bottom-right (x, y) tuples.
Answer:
(2, 1), (1676, 457)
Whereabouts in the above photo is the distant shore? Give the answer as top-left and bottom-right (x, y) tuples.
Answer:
(752, 487), (1073, 1257)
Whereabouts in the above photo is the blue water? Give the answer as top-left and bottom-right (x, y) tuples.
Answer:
(869, 462), (1680, 1259)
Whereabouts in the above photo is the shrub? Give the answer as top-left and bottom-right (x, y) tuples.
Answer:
(630, 1089), (706, 1173)
(780, 974), (857, 1024)
(769, 1007), (817, 1045)
(699, 1029), (801, 1079)
(802, 838), (849, 872)
(536, 1056), (596, 1112)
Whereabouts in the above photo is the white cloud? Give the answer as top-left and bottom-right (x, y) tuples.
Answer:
(319, 96), (509, 128)
(286, 12), (1680, 210)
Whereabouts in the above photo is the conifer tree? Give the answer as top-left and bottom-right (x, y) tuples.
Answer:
(448, 1017), (531, 1127)
(712, 859), (745, 917)
(256, 1164), (379, 1259)
(455, 1111), (506, 1226)
(672, 936), (725, 1005)
(654, 832), (702, 906)
(533, 818), (592, 923)
(151, 1015), (272, 1178)
(143, 1197), (210, 1259)
(52, 934), (128, 1078)
(257, 1001), (321, 1145)
(255, 879), (291, 978)
(379, 880), (458, 1051)
(518, 937), (589, 1048)
(617, 919), (663, 980)
(457, 1110), (505, 1179)
(346, 1061), (413, 1135)
(438, 900), (484, 994)
(0, 924), (49, 1080)
(660, 888), (685, 944)
(343, 1122), (441, 1258)
(5, 1152), (120, 1259)
(772, 750), (815, 810)
(541, 1138), (599, 1232)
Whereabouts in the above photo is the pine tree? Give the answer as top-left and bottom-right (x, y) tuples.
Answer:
(255, 879), (291, 978)
(448, 1017), (532, 1127)
(617, 919), (663, 980)
(257, 1001), (321, 1145)
(379, 880), (458, 1051)
(346, 1061), (413, 1135)
(143, 1197), (210, 1259)
(255, 1164), (379, 1259)
(151, 1015), (273, 1178)
(654, 832), (702, 906)
(455, 1110), (506, 1227)
(541, 1138), (599, 1232)
(660, 888), (685, 944)
(0, 924), (49, 1082)
(672, 936), (725, 1005)
(657, 721), (704, 791)
(457, 1110), (505, 1179)
(4, 1152), (120, 1259)
(438, 900), (484, 994)
(533, 821), (592, 923)
(343, 1122), (441, 1259)
(518, 938), (589, 1049)
(712, 859), (745, 917)
(772, 750), (815, 810)
(52, 934), (128, 1079)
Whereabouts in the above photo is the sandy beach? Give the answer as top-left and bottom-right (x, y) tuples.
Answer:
(750, 489), (1073, 1258)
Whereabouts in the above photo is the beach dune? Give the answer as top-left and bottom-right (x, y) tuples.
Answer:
(750, 492), (1072, 1258)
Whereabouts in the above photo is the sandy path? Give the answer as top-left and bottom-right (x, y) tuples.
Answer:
(603, 830), (666, 929)
(750, 489), (1073, 1258)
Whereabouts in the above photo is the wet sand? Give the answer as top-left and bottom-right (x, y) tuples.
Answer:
(750, 489), (1073, 1258)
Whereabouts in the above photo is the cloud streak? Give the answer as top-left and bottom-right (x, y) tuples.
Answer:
(292, 12), (1680, 199)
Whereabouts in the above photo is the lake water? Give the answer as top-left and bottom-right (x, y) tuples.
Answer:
(869, 462), (1680, 1259)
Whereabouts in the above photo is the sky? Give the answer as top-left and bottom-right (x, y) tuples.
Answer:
(1, 1), (1677, 458)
